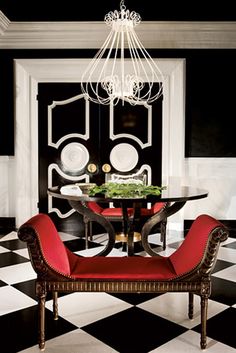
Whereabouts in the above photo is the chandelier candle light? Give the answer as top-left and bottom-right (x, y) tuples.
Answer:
(81, 0), (164, 105)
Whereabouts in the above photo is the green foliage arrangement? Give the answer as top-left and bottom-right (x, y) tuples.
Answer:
(88, 182), (166, 198)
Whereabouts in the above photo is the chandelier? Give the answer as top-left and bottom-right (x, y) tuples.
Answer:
(81, 0), (163, 105)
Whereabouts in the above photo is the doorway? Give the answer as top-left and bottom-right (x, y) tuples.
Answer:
(14, 58), (185, 230)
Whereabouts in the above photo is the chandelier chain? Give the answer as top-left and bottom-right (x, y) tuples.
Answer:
(120, 0), (126, 11)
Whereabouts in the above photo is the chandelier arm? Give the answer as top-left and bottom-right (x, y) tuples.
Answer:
(133, 31), (164, 78)
(127, 30), (151, 101)
(132, 35), (164, 103)
(131, 30), (164, 85)
(110, 28), (121, 88)
(94, 29), (119, 97)
(126, 31), (142, 102)
(121, 27), (125, 99)
(81, 30), (114, 100)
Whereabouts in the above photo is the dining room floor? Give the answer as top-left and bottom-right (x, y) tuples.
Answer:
(0, 226), (236, 353)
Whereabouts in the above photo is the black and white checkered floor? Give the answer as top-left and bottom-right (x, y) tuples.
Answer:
(0, 227), (236, 353)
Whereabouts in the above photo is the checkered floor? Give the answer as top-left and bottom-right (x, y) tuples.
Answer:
(0, 227), (236, 353)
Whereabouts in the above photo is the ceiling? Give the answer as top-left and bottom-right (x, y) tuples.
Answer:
(1, 0), (236, 22)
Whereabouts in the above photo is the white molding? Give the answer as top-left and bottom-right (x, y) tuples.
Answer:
(14, 58), (184, 229)
(109, 101), (152, 149)
(0, 10), (10, 35)
(48, 94), (89, 148)
(48, 164), (89, 218)
(0, 17), (236, 48)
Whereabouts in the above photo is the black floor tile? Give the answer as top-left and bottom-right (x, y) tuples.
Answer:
(13, 279), (73, 301)
(82, 306), (187, 353)
(0, 252), (29, 268)
(194, 307), (236, 349)
(0, 278), (7, 287)
(211, 276), (236, 306)
(223, 241), (236, 249)
(63, 238), (101, 252)
(212, 259), (235, 274)
(0, 238), (26, 251)
(0, 306), (78, 353)
(114, 241), (163, 254)
(13, 279), (37, 300)
(109, 292), (163, 305)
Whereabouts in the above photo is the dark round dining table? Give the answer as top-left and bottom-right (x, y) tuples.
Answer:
(48, 185), (208, 256)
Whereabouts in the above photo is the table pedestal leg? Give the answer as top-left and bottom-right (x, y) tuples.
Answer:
(69, 200), (116, 256)
(141, 201), (186, 256)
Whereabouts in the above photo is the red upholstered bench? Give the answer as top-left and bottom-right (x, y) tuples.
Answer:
(18, 213), (228, 351)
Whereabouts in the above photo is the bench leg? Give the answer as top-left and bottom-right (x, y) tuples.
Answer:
(188, 292), (194, 319)
(53, 291), (58, 320)
(38, 293), (46, 351)
(200, 295), (208, 349)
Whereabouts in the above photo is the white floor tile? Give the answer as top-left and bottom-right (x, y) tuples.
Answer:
(13, 248), (30, 259)
(138, 292), (228, 329)
(45, 292), (132, 327)
(75, 246), (125, 257)
(150, 330), (236, 352)
(213, 264), (236, 282)
(59, 232), (78, 241)
(75, 246), (107, 257)
(0, 286), (36, 315)
(18, 328), (118, 353)
(0, 245), (10, 253)
(157, 247), (176, 257)
(222, 237), (236, 246)
(217, 247), (236, 263)
(0, 262), (36, 284)
(0, 231), (18, 241)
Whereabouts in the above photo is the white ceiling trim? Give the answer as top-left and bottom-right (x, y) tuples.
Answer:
(0, 11), (236, 48)
(0, 10), (10, 35)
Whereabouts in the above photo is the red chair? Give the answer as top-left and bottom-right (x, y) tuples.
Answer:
(85, 201), (169, 249)
(18, 213), (228, 351)
(83, 201), (134, 246)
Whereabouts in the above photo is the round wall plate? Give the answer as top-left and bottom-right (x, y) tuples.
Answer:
(110, 143), (139, 172)
(61, 142), (89, 172)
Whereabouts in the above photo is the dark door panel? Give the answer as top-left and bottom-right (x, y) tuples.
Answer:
(38, 82), (163, 235)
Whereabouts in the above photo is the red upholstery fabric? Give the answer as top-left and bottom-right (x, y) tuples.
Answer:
(87, 202), (165, 217)
(101, 208), (133, 217)
(24, 214), (70, 276)
(87, 202), (133, 218)
(87, 202), (103, 214)
(140, 202), (165, 216)
(87, 202), (132, 217)
(169, 214), (222, 276)
(21, 213), (223, 282)
(70, 256), (176, 280)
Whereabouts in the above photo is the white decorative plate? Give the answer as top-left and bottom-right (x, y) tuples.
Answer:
(61, 142), (89, 172)
(110, 143), (139, 172)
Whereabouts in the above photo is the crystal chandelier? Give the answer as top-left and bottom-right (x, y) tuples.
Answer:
(81, 0), (163, 105)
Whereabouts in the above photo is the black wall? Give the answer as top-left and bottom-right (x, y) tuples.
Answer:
(1, 49), (236, 157)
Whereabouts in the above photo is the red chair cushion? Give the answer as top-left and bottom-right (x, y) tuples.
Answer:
(87, 202), (133, 217)
(101, 208), (133, 217)
(70, 256), (176, 280)
(87, 202), (103, 214)
(140, 202), (165, 216)
(24, 214), (70, 276)
(169, 214), (223, 276)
